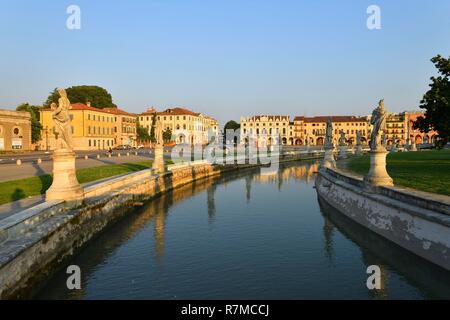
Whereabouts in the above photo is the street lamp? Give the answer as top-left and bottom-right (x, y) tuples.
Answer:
(45, 126), (49, 151)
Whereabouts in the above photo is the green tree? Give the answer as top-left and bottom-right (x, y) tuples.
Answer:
(44, 85), (117, 108)
(162, 127), (172, 143)
(414, 55), (450, 144)
(150, 114), (157, 143)
(16, 103), (42, 144)
(136, 121), (151, 142)
(224, 120), (240, 131)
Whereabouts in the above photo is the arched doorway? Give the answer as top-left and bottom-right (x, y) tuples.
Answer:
(415, 135), (422, 145)
(178, 134), (186, 144)
(431, 135), (436, 143)
(289, 137), (294, 145)
(316, 137), (324, 145)
(282, 137), (287, 145)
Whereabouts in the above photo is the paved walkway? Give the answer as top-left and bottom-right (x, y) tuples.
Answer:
(0, 154), (154, 182)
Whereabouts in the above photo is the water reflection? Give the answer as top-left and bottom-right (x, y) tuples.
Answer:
(35, 161), (450, 300)
(318, 196), (450, 299)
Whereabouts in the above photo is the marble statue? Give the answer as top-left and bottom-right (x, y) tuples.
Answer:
(339, 130), (346, 146)
(51, 88), (73, 150)
(369, 99), (387, 150)
(325, 118), (333, 148)
(153, 116), (164, 146)
(46, 88), (84, 202)
(356, 130), (361, 146)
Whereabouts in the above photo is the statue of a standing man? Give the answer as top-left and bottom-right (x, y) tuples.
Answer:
(325, 118), (333, 149)
(154, 116), (164, 146)
(51, 88), (73, 150)
(369, 99), (387, 151)
(356, 130), (361, 146)
(339, 129), (346, 146)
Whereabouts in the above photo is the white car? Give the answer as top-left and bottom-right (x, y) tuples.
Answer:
(136, 145), (145, 149)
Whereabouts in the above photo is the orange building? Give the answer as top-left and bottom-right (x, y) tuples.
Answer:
(294, 116), (369, 146)
(405, 111), (438, 145)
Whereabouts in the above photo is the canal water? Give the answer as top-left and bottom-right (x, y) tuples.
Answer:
(36, 161), (450, 299)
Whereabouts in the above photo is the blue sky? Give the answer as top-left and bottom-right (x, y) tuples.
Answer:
(0, 0), (449, 124)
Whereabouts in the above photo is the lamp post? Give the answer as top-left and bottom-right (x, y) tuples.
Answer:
(45, 126), (49, 151)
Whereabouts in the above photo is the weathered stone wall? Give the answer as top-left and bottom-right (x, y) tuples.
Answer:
(315, 167), (450, 271)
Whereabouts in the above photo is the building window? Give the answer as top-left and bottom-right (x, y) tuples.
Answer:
(89, 140), (91, 147)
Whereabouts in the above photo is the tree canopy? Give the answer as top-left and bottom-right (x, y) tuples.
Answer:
(224, 120), (240, 131)
(149, 114), (157, 143)
(16, 103), (42, 143)
(414, 55), (450, 143)
(44, 85), (117, 108)
(162, 128), (172, 143)
(136, 122), (151, 142)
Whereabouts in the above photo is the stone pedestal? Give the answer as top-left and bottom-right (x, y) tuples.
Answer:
(321, 148), (336, 169)
(152, 144), (165, 174)
(410, 142), (417, 152)
(364, 150), (393, 187)
(390, 144), (398, 153)
(349, 146), (355, 155)
(46, 149), (84, 201)
(338, 145), (347, 159)
(356, 145), (363, 156)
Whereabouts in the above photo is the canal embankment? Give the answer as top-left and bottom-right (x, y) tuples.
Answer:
(0, 150), (323, 299)
(315, 165), (450, 271)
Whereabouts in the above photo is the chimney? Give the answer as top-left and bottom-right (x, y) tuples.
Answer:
(86, 101), (91, 107)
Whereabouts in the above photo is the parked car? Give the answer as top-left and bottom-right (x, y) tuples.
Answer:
(136, 144), (145, 149)
(113, 144), (133, 150)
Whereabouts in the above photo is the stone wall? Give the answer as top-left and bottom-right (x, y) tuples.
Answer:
(315, 167), (450, 271)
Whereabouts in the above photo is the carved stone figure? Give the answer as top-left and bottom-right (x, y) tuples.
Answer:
(356, 130), (361, 146)
(51, 88), (73, 150)
(369, 99), (387, 151)
(325, 118), (333, 148)
(339, 130), (346, 146)
(364, 99), (393, 187)
(153, 116), (164, 146)
(46, 88), (83, 202)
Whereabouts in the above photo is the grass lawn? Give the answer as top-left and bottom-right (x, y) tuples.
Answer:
(346, 150), (450, 196)
(0, 161), (157, 206)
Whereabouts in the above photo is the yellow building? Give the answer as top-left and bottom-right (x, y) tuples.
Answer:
(240, 115), (290, 146)
(138, 107), (219, 145)
(40, 103), (126, 151)
(240, 114), (369, 146)
(294, 116), (369, 146)
(104, 108), (137, 147)
(384, 113), (406, 146)
(0, 109), (32, 151)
